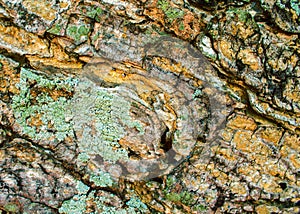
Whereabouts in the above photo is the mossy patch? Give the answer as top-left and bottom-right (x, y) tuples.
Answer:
(4, 203), (19, 213)
(165, 191), (195, 205)
(227, 8), (252, 22)
(47, 23), (63, 35)
(66, 24), (90, 43)
(179, 22), (185, 31)
(85, 6), (103, 21)
(163, 175), (207, 211)
(193, 204), (207, 212)
(158, 0), (184, 23)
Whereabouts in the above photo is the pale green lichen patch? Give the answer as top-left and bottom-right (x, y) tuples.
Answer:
(193, 89), (203, 99)
(59, 181), (89, 214)
(76, 181), (90, 195)
(71, 78), (144, 163)
(59, 194), (87, 214)
(95, 195), (148, 214)
(290, 0), (300, 16)
(59, 180), (148, 214)
(89, 170), (114, 187)
(126, 197), (148, 212)
(77, 152), (90, 163)
(10, 67), (143, 164)
(11, 68), (77, 142)
(46, 14), (69, 36)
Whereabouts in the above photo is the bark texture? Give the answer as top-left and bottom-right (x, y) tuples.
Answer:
(0, 0), (299, 213)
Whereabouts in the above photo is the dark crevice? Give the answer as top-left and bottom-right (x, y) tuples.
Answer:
(126, 147), (142, 159)
(212, 191), (225, 211)
(278, 182), (287, 190)
(0, 48), (31, 69)
(160, 127), (173, 153)
(150, 177), (164, 184)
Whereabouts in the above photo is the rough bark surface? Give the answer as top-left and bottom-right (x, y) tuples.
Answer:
(0, 0), (299, 213)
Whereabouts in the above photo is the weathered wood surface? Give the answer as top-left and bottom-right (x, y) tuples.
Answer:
(0, 0), (299, 213)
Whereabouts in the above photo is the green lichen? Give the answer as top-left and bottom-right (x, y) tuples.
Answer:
(59, 181), (91, 214)
(126, 197), (148, 212)
(59, 181), (148, 214)
(163, 175), (199, 207)
(165, 191), (195, 205)
(193, 89), (203, 98)
(71, 78), (144, 163)
(11, 68), (76, 142)
(86, 6), (103, 21)
(96, 206), (126, 214)
(59, 195), (87, 214)
(165, 8), (184, 21)
(193, 204), (207, 212)
(157, 0), (169, 11)
(47, 23), (62, 35)
(158, 0), (184, 22)
(77, 152), (90, 163)
(76, 181), (90, 194)
(17, 10), (26, 16)
(95, 195), (148, 214)
(165, 192), (181, 202)
(92, 31), (100, 42)
(275, 0), (299, 14)
(239, 12), (252, 23)
(0, 62), (3, 70)
(290, 0), (300, 15)
(89, 170), (114, 187)
(227, 8), (250, 22)
(66, 24), (90, 43)
(276, 0), (285, 9)
(164, 176), (194, 204)
(165, 175), (176, 187)
(179, 22), (185, 31)
(4, 203), (19, 213)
